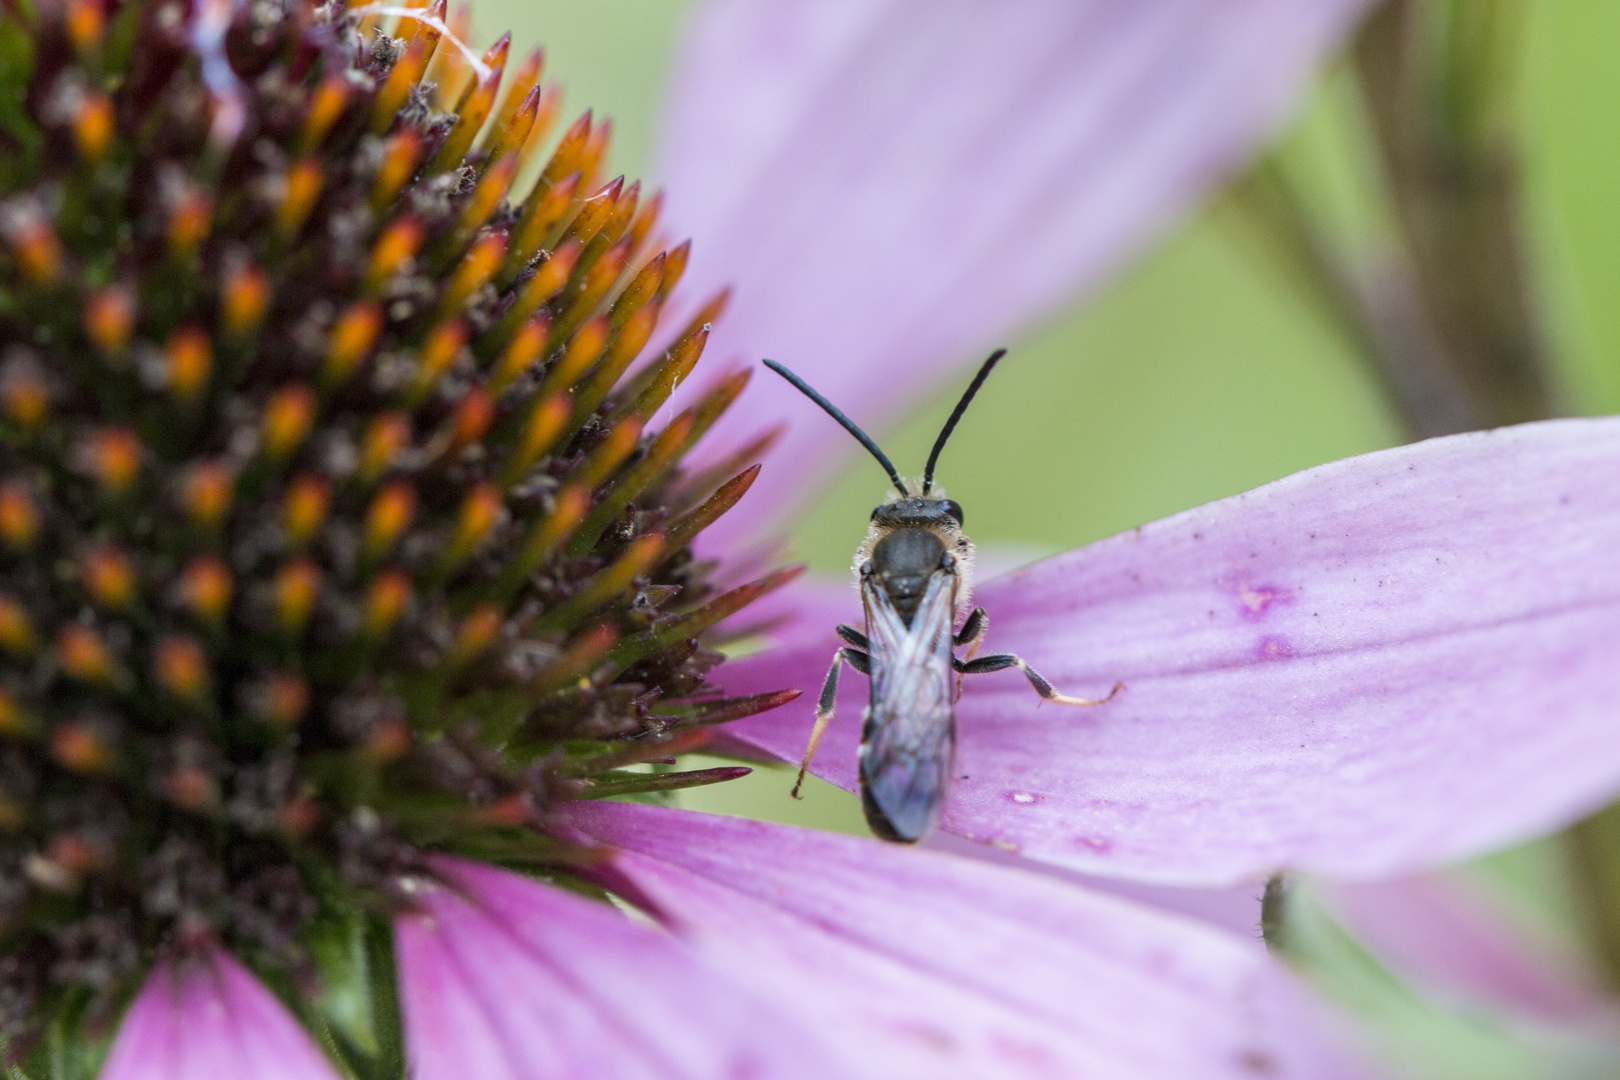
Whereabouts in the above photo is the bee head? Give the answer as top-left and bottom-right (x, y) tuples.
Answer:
(860, 493), (975, 622)
(762, 350), (1002, 580)
(871, 496), (963, 530)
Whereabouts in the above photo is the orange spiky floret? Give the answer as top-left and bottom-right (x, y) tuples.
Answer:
(427, 32), (510, 173)
(371, 129), (425, 209)
(84, 285), (135, 352)
(179, 556), (233, 624)
(360, 412), (413, 483)
(424, 3), (477, 108)
(366, 217), (427, 293)
(579, 117), (614, 194)
(505, 172), (582, 278)
(363, 568), (413, 637)
(486, 84), (542, 169)
(0, 3), (794, 1066)
(487, 47), (545, 145)
(371, 0), (446, 131)
(300, 75), (351, 153)
(164, 326), (213, 402)
(0, 484), (38, 548)
(364, 481), (418, 562)
(222, 263), (271, 337)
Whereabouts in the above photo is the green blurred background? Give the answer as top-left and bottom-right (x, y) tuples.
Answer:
(473, 0), (1620, 838)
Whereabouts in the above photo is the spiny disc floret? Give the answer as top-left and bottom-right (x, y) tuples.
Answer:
(0, 0), (787, 1057)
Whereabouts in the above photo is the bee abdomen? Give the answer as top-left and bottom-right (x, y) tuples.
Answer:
(859, 707), (954, 842)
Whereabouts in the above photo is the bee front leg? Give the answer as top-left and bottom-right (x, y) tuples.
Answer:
(954, 652), (1123, 707)
(793, 645), (871, 799)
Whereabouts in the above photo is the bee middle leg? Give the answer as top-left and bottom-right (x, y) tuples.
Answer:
(793, 641), (871, 799)
(836, 624), (869, 650)
(952, 607), (988, 698)
(953, 607), (986, 648)
(954, 652), (1123, 707)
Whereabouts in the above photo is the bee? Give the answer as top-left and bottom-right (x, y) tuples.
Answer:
(764, 350), (1122, 843)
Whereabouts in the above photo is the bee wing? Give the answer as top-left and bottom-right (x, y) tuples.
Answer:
(859, 563), (958, 842)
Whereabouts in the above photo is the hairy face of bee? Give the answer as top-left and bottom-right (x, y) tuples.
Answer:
(853, 497), (976, 620)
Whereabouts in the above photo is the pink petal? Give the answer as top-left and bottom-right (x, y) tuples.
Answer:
(723, 571), (857, 647)
(926, 830), (1270, 942)
(566, 801), (1365, 1080)
(659, 0), (1373, 543)
(99, 945), (340, 1080)
(1319, 873), (1618, 1027)
(718, 419), (1620, 885)
(393, 856), (849, 1080)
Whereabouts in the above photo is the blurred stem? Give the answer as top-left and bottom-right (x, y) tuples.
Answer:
(1353, 0), (1554, 432)
(1570, 806), (1620, 987)
(1229, 0), (1555, 438)
(1263, 876), (1598, 1078)
(1370, 0), (1620, 990)
(1225, 160), (1480, 438)
(1236, 0), (1620, 989)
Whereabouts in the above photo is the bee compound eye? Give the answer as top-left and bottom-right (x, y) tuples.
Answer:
(860, 559), (875, 576)
(940, 551), (956, 569)
(942, 499), (964, 527)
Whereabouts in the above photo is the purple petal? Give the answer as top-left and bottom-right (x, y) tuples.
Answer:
(566, 801), (1365, 1080)
(925, 830), (1269, 942)
(658, 0), (1373, 543)
(99, 945), (340, 1080)
(393, 856), (848, 1079)
(1319, 874), (1618, 1026)
(719, 419), (1620, 885)
(723, 572), (857, 647)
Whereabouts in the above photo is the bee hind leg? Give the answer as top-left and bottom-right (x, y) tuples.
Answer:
(954, 653), (1122, 707)
(793, 646), (870, 799)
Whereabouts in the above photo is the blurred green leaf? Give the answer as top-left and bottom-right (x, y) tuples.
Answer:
(1270, 878), (1620, 1080)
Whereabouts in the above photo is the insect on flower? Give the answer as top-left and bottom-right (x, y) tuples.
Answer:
(764, 351), (1122, 842)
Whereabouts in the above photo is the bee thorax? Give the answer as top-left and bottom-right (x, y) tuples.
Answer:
(870, 529), (947, 627)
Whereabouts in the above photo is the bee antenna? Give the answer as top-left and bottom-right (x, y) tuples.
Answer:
(923, 348), (1006, 494)
(763, 359), (909, 498)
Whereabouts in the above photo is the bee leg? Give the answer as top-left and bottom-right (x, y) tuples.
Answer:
(793, 647), (870, 799)
(953, 607), (985, 647)
(952, 607), (988, 698)
(954, 653), (1123, 707)
(836, 624), (869, 650)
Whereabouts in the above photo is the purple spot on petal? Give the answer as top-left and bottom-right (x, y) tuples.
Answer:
(1238, 583), (1289, 620)
(990, 1034), (1061, 1068)
(1239, 1050), (1279, 1075)
(1255, 635), (1294, 661)
(1221, 574), (1293, 621)
(889, 1020), (958, 1054)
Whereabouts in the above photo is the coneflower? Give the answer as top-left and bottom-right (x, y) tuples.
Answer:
(13, 1), (1572, 1077)
(0, 0), (793, 1068)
